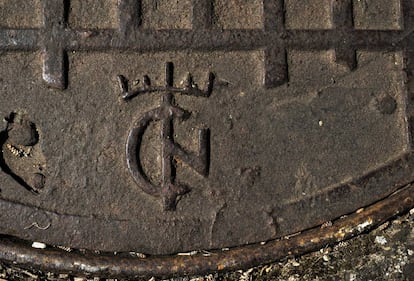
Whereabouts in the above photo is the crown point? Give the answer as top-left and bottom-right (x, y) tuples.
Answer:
(183, 73), (194, 88)
(143, 75), (151, 87)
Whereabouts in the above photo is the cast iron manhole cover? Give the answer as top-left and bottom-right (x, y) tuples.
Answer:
(1, 0), (414, 278)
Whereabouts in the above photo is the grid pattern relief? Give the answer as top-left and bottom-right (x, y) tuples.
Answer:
(0, 0), (412, 90)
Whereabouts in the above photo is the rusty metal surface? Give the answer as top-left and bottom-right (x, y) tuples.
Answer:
(0, 0), (414, 277)
(0, 184), (412, 278)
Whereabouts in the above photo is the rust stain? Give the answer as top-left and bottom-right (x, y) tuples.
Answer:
(0, 184), (411, 279)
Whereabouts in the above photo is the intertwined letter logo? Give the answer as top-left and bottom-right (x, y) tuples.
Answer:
(118, 62), (215, 211)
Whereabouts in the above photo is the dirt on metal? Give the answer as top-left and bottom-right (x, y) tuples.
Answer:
(0, 0), (413, 278)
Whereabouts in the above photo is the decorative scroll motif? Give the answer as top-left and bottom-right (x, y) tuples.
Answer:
(117, 62), (215, 211)
(0, 113), (46, 193)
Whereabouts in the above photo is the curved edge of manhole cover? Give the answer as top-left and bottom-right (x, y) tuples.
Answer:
(0, 184), (412, 279)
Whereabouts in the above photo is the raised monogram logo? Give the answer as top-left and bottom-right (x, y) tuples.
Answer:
(117, 62), (215, 211)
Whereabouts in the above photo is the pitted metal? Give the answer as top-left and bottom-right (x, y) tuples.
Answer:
(0, 0), (413, 89)
(0, 0), (414, 278)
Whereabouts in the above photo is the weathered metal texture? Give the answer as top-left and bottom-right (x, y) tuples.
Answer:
(119, 62), (214, 211)
(0, 0), (413, 89)
(0, 0), (414, 277)
(0, 184), (412, 278)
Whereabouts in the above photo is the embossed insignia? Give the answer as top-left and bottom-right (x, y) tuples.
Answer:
(117, 62), (215, 210)
(0, 0), (414, 278)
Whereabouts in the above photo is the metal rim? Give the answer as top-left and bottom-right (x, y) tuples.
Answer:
(0, 184), (412, 279)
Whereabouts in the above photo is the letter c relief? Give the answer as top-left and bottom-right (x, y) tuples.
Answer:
(117, 62), (215, 211)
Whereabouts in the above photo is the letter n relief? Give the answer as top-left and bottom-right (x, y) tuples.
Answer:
(117, 62), (215, 211)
